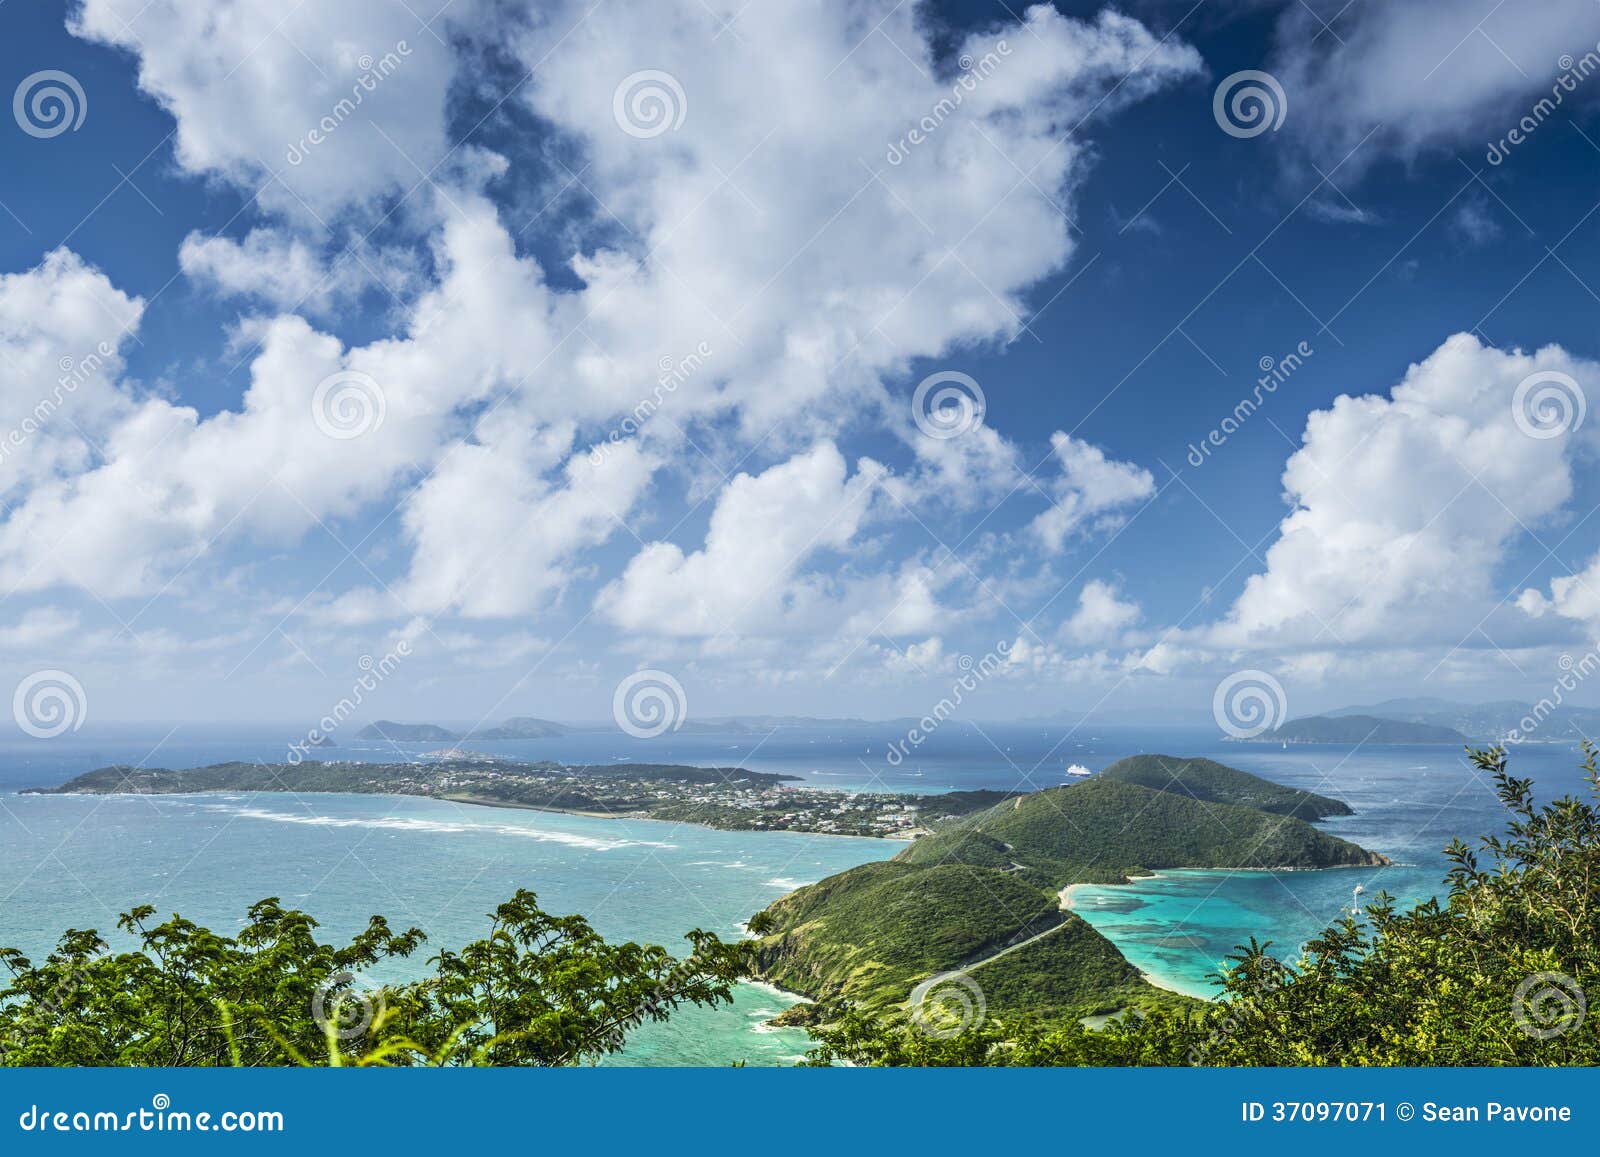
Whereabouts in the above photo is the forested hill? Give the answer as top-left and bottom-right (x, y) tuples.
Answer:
(750, 759), (1385, 1026)
(894, 777), (1384, 888)
(1096, 754), (1354, 820)
(1254, 714), (1469, 744)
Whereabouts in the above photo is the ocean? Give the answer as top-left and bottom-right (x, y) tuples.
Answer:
(1, 721), (1590, 1063)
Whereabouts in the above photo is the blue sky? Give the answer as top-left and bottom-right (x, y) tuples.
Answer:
(4, 0), (1600, 731)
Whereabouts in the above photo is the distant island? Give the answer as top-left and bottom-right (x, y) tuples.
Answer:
(472, 717), (569, 739)
(359, 721), (461, 742)
(1324, 697), (1600, 743)
(357, 718), (572, 742)
(351, 701), (1583, 751)
(349, 714), (988, 743)
(747, 755), (1387, 1026)
(353, 716), (756, 742)
(1224, 697), (1597, 746)
(26, 759), (1007, 839)
(1244, 714), (1469, 744)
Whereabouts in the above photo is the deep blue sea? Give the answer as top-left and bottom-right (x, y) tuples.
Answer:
(1, 721), (1590, 1062)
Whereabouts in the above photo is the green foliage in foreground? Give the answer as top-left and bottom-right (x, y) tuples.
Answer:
(0, 891), (752, 1067)
(805, 746), (1600, 1066)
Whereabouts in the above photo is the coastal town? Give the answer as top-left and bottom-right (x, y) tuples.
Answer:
(28, 756), (1011, 840)
(428, 758), (940, 837)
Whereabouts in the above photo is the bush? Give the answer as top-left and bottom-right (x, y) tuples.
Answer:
(0, 889), (752, 1066)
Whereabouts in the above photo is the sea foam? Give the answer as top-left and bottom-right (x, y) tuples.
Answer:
(197, 803), (675, 851)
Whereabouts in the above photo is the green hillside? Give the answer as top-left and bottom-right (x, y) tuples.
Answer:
(755, 862), (1067, 1011)
(1096, 754), (1354, 820)
(896, 777), (1384, 888)
(804, 746), (1600, 1067)
(751, 760), (1385, 1025)
(962, 917), (1153, 1019)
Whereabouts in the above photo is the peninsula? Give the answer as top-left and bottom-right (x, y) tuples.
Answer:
(747, 755), (1388, 1026)
(26, 759), (1009, 839)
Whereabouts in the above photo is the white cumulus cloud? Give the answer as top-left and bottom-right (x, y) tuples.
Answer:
(1203, 333), (1595, 653)
(1030, 432), (1156, 552)
(597, 442), (890, 638)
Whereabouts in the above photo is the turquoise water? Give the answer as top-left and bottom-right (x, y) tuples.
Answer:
(1069, 867), (1378, 999)
(0, 791), (896, 1065)
(2, 725), (1591, 1060)
(1065, 744), (1593, 996)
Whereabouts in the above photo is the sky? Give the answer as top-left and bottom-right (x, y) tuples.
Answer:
(4, 0), (1600, 732)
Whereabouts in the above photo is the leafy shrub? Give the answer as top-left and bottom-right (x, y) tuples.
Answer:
(0, 889), (752, 1066)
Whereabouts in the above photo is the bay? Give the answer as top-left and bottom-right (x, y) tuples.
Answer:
(0, 789), (896, 1066)
(2, 721), (1590, 1060)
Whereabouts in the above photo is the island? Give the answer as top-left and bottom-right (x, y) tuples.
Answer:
(24, 759), (1009, 839)
(470, 717), (569, 739)
(357, 721), (461, 742)
(1246, 714), (1469, 744)
(352, 716), (760, 741)
(1325, 697), (1600, 743)
(746, 755), (1388, 1026)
